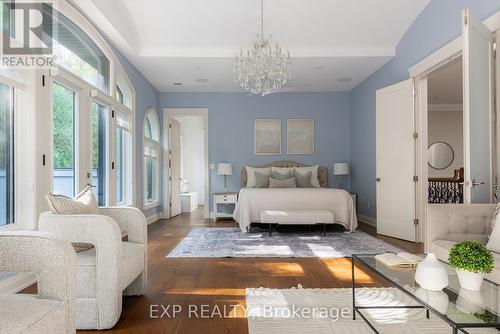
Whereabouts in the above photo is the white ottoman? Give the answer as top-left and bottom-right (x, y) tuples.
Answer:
(260, 210), (334, 236)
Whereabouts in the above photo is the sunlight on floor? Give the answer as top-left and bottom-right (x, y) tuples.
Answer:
(320, 258), (375, 284)
(259, 262), (305, 276)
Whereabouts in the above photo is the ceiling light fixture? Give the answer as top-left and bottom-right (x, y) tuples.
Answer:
(234, 0), (291, 96)
(195, 78), (209, 83)
(173, 82), (183, 86)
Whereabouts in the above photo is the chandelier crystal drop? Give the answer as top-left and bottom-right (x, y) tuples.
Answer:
(234, 0), (292, 96)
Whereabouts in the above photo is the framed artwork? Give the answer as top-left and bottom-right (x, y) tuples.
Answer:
(254, 119), (281, 155)
(287, 119), (314, 154)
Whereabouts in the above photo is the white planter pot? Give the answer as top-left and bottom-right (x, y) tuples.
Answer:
(456, 269), (484, 291)
(415, 253), (448, 291)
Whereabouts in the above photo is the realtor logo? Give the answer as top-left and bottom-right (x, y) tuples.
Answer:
(2, 1), (52, 55)
(1, 1), (54, 68)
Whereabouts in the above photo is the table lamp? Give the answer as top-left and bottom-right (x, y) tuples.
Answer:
(217, 163), (232, 193)
(333, 162), (350, 189)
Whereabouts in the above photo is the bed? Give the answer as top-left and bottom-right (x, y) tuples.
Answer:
(233, 161), (358, 232)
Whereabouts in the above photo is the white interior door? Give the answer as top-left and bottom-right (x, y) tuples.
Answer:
(462, 9), (494, 204)
(376, 79), (416, 242)
(170, 118), (181, 217)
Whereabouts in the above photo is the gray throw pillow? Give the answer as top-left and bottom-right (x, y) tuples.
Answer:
(271, 170), (293, 181)
(254, 172), (270, 188)
(269, 176), (297, 188)
(295, 171), (312, 188)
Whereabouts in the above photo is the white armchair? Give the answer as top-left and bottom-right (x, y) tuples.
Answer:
(38, 207), (147, 330)
(0, 231), (76, 334)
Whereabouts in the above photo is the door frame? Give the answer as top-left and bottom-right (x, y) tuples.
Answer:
(409, 9), (500, 247)
(163, 108), (209, 219)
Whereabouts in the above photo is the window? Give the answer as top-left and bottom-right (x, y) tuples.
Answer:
(116, 84), (124, 105)
(0, 83), (14, 226)
(143, 109), (160, 208)
(43, 4), (110, 92)
(115, 111), (132, 205)
(52, 82), (76, 197)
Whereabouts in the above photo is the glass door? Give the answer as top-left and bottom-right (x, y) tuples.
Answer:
(91, 101), (108, 206)
(0, 83), (14, 226)
(52, 82), (76, 197)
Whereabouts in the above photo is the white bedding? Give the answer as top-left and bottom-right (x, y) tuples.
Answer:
(233, 188), (358, 232)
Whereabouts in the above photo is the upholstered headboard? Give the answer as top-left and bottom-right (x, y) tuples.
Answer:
(241, 161), (329, 188)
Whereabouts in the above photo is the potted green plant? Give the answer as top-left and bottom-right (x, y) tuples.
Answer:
(448, 240), (494, 291)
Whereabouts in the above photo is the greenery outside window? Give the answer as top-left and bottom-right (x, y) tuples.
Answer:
(143, 109), (160, 209)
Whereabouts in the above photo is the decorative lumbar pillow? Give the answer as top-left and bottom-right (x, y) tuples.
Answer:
(486, 207), (500, 253)
(46, 186), (100, 253)
(245, 166), (271, 188)
(46, 186), (100, 215)
(269, 176), (297, 188)
(295, 171), (312, 188)
(254, 172), (270, 188)
(271, 169), (294, 181)
(294, 165), (320, 188)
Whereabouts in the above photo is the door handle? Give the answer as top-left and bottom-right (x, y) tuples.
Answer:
(376, 177), (381, 182)
(472, 179), (485, 187)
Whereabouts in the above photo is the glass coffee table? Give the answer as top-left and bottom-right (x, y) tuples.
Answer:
(352, 254), (500, 334)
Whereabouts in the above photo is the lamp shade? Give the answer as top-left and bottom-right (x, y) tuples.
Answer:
(333, 162), (350, 176)
(217, 163), (233, 176)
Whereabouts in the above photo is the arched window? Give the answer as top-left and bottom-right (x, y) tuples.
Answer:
(143, 108), (160, 208)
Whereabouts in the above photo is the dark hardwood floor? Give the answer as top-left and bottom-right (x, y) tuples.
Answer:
(70, 207), (422, 333)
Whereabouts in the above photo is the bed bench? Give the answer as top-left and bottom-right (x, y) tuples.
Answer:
(260, 209), (334, 236)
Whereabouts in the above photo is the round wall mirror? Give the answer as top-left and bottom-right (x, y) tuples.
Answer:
(428, 142), (454, 170)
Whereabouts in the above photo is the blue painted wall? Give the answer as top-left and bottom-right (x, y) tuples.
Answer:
(107, 45), (162, 218)
(350, 0), (500, 221)
(159, 92), (351, 210)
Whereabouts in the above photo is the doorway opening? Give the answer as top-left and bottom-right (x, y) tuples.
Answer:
(164, 108), (209, 219)
(174, 116), (206, 212)
(426, 57), (465, 204)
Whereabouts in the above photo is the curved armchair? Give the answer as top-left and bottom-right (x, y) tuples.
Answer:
(0, 231), (76, 334)
(39, 207), (147, 330)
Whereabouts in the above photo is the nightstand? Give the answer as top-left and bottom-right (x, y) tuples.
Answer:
(214, 192), (238, 221)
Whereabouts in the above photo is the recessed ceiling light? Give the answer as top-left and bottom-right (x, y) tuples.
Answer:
(173, 82), (183, 86)
(195, 66), (201, 70)
(304, 83), (311, 87)
(314, 66), (324, 70)
(338, 77), (352, 82)
(195, 78), (209, 83)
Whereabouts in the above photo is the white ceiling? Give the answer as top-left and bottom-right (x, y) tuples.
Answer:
(72, 0), (430, 92)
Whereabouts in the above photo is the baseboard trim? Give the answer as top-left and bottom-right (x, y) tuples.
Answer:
(146, 213), (160, 225)
(358, 214), (377, 227)
(0, 272), (37, 294)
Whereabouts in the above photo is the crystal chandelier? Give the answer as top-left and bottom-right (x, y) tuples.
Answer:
(234, 0), (292, 96)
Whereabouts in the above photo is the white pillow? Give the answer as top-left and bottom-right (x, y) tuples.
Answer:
(46, 186), (100, 215)
(487, 211), (500, 253)
(245, 166), (271, 188)
(294, 165), (320, 188)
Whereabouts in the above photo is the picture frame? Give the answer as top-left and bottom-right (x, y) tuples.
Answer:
(287, 119), (315, 154)
(254, 119), (281, 155)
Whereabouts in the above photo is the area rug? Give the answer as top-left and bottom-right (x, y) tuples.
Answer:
(246, 286), (497, 334)
(167, 227), (402, 258)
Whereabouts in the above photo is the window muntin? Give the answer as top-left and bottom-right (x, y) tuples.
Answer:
(52, 82), (76, 197)
(143, 109), (160, 206)
(43, 4), (110, 93)
(0, 83), (14, 226)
